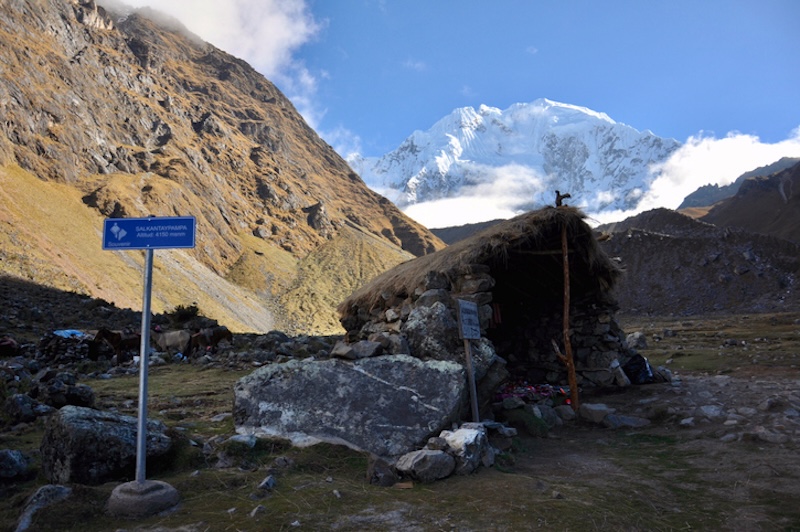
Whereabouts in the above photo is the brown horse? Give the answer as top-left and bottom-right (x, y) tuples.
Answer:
(93, 327), (140, 364)
(190, 325), (233, 356)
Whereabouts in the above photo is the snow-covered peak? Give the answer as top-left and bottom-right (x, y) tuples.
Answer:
(349, 99), (681, 225)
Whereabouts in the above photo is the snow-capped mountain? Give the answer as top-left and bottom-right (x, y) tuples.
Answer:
(349, 98), (681, 218)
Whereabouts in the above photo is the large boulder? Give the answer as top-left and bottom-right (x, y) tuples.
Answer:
(401, 301), (462, 362)
(401, 301), (500, 381)
(233, 355), (466, 458)
(40, 406), (172, 485)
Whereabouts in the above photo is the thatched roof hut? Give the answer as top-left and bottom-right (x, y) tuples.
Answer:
(338, 206), (630, 387)
(340, 206), (620, 319)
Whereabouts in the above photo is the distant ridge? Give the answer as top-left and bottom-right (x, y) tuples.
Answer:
(700, 160), (800, 244)
(598, 207), (800, 316)
(430, 219), (503, 245)
(679, 157), (800, 209)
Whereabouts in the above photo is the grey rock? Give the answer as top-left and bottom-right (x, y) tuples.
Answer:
(602, 414), (651, 429)
(4, 394), (37, 424)
(414, 289), (452, 309)
(440, 426), (493, 474)
(15, 485), (72, 532)
(554, 404), (577, 421)
(401, 302), (462, 363)
(257, 475), (277, 491)
(366, 454), (398, 487)
(626, 331), (648, 350)
(579, 403), (616, 424)
(233, 355), (465, 458)
(698, 405), (725, 418)
(0, 449), (33, 480)
(395, 449), (455, 483)
(40, 405), (172, 485)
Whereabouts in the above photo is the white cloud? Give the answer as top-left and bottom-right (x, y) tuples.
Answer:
(642, 130), (800, 208)
(107, 0), (324, 128)
(586, 129), (800, 225)
(402, 58), (427, 72)
(326, 126), (363, 163)
(403, 164), (547, 228)
(460, 85), (477, 98)
(111, 0), (319, 77)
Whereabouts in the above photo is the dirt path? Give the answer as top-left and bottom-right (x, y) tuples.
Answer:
(516, 372), (800, 531)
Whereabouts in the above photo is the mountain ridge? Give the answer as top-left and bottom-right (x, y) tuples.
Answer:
(0, 0), (443, 334)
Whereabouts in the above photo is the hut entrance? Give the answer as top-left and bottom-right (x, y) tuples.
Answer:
(481, 227), (621, 386)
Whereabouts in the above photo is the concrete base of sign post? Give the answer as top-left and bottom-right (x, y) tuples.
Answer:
(108, 480), (180, 518)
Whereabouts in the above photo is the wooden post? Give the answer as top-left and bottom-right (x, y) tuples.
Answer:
(559, 223), (580, 410)
(457, 299), (482, 423)
(463, 339), (480, 422)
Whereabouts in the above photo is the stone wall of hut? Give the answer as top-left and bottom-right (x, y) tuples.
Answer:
(343, 263), (634, 389)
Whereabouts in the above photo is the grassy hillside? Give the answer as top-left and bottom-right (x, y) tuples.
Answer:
(0, 163), (416, 334)
(0, 164), (273, 332)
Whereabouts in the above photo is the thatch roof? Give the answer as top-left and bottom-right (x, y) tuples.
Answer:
(338, 206), (622, 319)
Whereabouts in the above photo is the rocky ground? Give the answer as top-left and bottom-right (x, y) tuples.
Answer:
(1, 273), (799, 530)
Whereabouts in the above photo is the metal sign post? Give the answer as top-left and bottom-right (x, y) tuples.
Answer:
(135, 248), (153, 484)
(457, 299), (481, 422)
(103, 216), (195, 484)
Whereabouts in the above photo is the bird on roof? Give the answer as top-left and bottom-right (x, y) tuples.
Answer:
(555, 190), (571, 207)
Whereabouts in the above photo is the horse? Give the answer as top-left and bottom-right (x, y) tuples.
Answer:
(93, 327), (140, 364)
(150, 327), (192, 356)
(190, 325), (233, 356)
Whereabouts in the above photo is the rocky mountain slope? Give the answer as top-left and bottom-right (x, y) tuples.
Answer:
(598, 208), (800, 316)
(699, 161), (800, 244)
(0, 0), (443, 334)
(349, 99), (680, 215)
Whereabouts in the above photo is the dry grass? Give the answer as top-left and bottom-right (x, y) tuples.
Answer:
(618, 312), (800, 378)
(0, 163), (416, 335)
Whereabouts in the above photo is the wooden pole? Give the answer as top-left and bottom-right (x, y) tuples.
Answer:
(559, 223), (580, 410)
(463, 339), (480, 422)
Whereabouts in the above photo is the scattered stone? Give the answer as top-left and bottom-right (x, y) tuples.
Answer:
(698, 405), (725, 419)
(367, 455), (398, 487)
(15, 485), (72, 532)
(395, 449), (455, 483)
(579, 403), (616, 424)
(0, 449), (33, 481)
(250, 504), (267, 517)
(257, 475), (277, 491)
(602, 414), (651, 429)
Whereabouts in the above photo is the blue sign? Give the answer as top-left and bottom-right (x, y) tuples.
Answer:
(103, 216), (196, 250)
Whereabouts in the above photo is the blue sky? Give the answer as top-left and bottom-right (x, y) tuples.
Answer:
(301, 0), (800, 156)
(110, 0), (800, 222)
